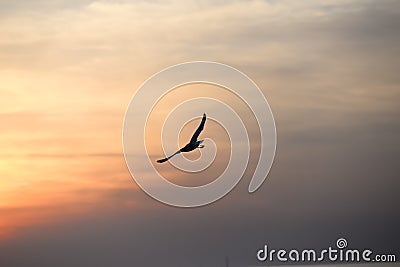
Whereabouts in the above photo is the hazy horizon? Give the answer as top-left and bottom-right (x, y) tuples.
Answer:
(1, 0), (399, 266)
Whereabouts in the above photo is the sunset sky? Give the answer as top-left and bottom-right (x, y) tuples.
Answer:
(1, 0), (399, 266)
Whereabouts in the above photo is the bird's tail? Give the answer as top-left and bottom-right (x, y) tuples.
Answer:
(156, 150), (181, 163)
(156, 157), (169, 163)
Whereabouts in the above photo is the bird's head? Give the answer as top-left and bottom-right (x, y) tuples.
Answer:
(196, 139), (204, 148)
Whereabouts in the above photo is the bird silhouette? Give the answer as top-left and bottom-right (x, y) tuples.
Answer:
(157, 113), (206, 163)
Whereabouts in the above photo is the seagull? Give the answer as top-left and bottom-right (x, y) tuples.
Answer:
(157, 113), (206, 163)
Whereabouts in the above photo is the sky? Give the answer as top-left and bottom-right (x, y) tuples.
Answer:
(0, 0), (399, 266)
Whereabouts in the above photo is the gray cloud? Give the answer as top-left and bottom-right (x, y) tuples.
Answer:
(0, 0), (399, 266)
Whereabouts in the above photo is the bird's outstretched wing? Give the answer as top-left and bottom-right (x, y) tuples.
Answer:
(156, 150), (181, 163)
(190, 113), (206, 143)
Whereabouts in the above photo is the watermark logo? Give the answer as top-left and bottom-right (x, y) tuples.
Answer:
(122, 61), (276, 207)
(257, 237), (397, 263)
(336, 237), (348, 249)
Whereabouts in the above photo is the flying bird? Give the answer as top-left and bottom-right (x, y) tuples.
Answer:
(157, 113), (206, 163)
